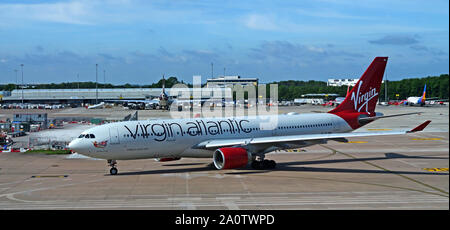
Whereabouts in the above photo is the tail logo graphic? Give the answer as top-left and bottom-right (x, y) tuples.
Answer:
(350, 80), (378, 113)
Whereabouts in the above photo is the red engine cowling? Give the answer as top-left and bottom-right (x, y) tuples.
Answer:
(213, 147), (251, 170)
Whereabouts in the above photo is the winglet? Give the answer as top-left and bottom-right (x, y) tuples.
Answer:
(408, 120), (432, 133)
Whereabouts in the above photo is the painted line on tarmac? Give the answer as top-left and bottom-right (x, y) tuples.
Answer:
(31, 175), (68, 178)
(320, 145), (449, 197)
(411, 138), (442, 140)
(346, 141), (368, 144)
(423, 168), (449, 172)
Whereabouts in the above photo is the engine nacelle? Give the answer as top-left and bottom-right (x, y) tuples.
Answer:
(155, 157), (181, 162)
(213, 147), (251, 170)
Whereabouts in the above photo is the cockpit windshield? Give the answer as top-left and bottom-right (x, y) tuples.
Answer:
(79, 134), (95, 139)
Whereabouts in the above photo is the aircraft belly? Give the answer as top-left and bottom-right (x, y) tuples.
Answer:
(180, 148), (214, 158)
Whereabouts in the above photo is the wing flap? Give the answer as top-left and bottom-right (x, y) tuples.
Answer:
(358, 112), (421, 121)
(196, 131), (406, 149)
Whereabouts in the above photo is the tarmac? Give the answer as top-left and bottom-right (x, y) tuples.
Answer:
(0, 104), (448, 209)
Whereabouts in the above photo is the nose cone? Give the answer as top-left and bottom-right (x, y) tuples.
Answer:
(68, 139), (88, 153)
(68, 139), (79, 151)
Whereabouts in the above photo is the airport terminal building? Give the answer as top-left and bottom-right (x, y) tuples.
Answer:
(327, 78), (358, 87)
(1, 87), (232, 105)
(206, 76), (258, 88)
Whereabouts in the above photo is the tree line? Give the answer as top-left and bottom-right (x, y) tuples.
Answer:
(0, 77), (188, 91)
(268, 74), (448, 101)
(379, 74), (449, 101)
(1, 74), (448, 101)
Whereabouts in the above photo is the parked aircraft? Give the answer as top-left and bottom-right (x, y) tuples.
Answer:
(404, 84), (448, 106)
(69, 57), (431, 175)
(107, 76), (172, 110)
(405, 84), (427, 106)
(87, 102), (105, 109)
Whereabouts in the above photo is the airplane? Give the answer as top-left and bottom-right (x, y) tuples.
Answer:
(404, 84), (448, 106)
(107, 75), (172, 110)
(87, 102), (105, 109)
(405, 84), (427, 106)
(69, 57), (431, 175)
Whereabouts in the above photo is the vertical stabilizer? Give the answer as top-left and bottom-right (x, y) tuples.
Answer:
(419, 84), (426, 104)
(329, 57), (388, 115)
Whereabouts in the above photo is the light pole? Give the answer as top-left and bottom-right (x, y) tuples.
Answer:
(95, 64), (99, 104)
(211, 62), (213, 78)
(20, 64), (24, 104)
(14, 69), (18, 90)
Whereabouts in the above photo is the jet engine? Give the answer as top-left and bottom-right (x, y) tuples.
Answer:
(213, 147), (252, 170)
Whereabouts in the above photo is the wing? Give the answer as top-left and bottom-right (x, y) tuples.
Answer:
(193, 120), (431, 150)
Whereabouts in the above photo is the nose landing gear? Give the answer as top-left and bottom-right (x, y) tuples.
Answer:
(108, 160), (118, 175)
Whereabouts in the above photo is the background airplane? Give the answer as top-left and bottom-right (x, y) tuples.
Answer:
(405, 84), (427, 106)
(107, 76), (172, 110)
(69, 57), (431, 175)
(404, 84), (448, 106)
(87, 102), (105, 109)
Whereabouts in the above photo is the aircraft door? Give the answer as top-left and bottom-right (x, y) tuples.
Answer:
(109, 127), (120, 144)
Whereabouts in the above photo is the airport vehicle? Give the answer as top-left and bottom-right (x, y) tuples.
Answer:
(69, 57), (431, 175)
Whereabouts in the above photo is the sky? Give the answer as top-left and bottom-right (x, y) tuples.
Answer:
(0, 0), (448, 85)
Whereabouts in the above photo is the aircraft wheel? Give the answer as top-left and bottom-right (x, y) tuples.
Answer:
(251, 161), (262, 170)
(263, 160), (276, 169)
(267, 160), (276, 169)
(110, 167), (118, 175)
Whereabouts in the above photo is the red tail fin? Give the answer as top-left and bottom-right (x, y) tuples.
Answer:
(329, 57), (388, 115)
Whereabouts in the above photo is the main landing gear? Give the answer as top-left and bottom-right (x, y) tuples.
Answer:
(251, 156), (276, 170)
(108, 160), (118, 175)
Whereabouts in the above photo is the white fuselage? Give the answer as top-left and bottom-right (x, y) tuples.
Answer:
(406, 96), (423, 105)
(69, 113), (353, 160)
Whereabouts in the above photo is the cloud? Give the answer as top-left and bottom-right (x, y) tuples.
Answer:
(243, 14), (281, 31)
(410, 45), (447, 56)
(35, 45), (45, 53)
(369, 34), (420, 45)
(295, 8), (373, 20)
(0, 0), (217, 27)
(0, 1), (95, 25)
(182, 49), (219, 62)
(248, 40), (363, 65)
